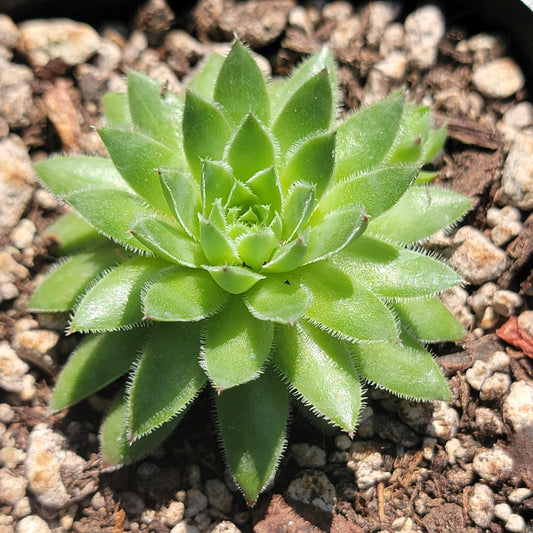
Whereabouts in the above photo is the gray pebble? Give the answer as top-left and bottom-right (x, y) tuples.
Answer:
(204, 478), (232, 514)
(503, 381), (533, 431)
(498, 136), (533, 210)
(473, 446), (514, 483)
(468, 482), (494, 528)
(290, 442), (326, 468)
(285, 470), (337, 512)
(472, 58), (525, 99)
(334, 434), (352, 451)
(184, 488), (208, 518)
(120, 491), (145, 516)
(474, 407), (506, 437)
(374, 415), (419, 447)
(15, 515), (51, 533)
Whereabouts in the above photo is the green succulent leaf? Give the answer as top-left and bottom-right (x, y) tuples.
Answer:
(387, 106), (430, 165)
(422, 125), (447, 163)
(143, 267), (228, 321)
(203, 296), (273, 390)
(29, 241), (125, 313)
(51, 328), (147, 410)
(199, 215), (240, 265)
(100, 386), (183, 470)
(282, 181), (315, 241)
(216, 368), (288, 505)
(102, 91), (133, 129)
(274, 321), (362, 431)
(203, 264), (265, 294)
(128, 322), (206, 439)
(70, 256), (168, 332)
(201, 161), (235, 212)
(247, 167), (282, 215)
(236, 227), (277, 270)
(214, 40), (270, 125)
(262, 234), (308, 273)
(187, 53), (225, 99)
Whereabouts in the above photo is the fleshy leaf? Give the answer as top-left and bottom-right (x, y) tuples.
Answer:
(336, 235), (463, 298)
(187, 53), (225, 99)
(182, 91), (232, 179)
(203, 265), (265, 294)
(335, 91), (405, 180)
(368, 185), (472, 244)
(203, 296), (273, 389)
(300, 261), (399, 342)
(51, 329), (147, 410)
(352, 332), (451, 401)
(128, 322), (206, 438)
(130, 215), (206, 268)
(393, 297), (465, 342)
(201, 161), (235, 212)
(143, 267), (228, 321)
(199, 215), (240, 265)
(102, 91), (133, 129)
(247, 167), (282, 215)
(226, 114), (275, 182)
(272, 70), (333, 153)
(42, 213), (104, 255)
(280, 131), (335, 198)
(214, 40), (270, 125)
(100, 387), (182, 470)
(70, 256), (168, 332)
(99, 128), (179, 214)
(273, 322), (362, 431)
(245, 276), (312, 324)
(236, 228), (277, 270)
(387, 106), (430, 164)
(216, 368), (288, 505)
(281, 182), (315, 241)
(35, 156), (131, 196)
(423, 125), (447, 163)
(317, 166), (417, 219)
(262, 235), (308, 273)
(29, 242), (125, 313)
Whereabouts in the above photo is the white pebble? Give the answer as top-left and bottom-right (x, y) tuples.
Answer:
(491, 220), (523, 247)
(494, 502), (512, 521)
(10, 219), (36, 249)
(468, 282), (499, 316)
(499, 136), (533, 210)
(465, 360), (491, 390)
(503, 381), (533, 431)
(15, 515), (51, 533)
(480, 372), (511, 401)
(170, 520), (200, 533)
(163, 501), (185, 527)
(472, 58), (525, 99)
(290, 443), (326, 468)
(425, 402), (458, 440)
(0, 468), (27, 505)
(505, 513), (526, 533)
(492, 290), (523, 317)
(473, 446), (514, 483)
(518, 310), (533, 337)
(468, 483), (494, 528)
(508, 487), (533, 504)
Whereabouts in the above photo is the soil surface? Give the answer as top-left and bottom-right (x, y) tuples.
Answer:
(0, 1), (532, 532)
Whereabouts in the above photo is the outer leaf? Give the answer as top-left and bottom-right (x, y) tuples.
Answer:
(216, 368), (288, 505)
(317, 166), (417, 219)
(300, 261), (399, 342)
(245, 276), (312, 324)
(100, 387), (183, 470)
(187, 53), (225, 99)
(214, 40), (270, 125)
(273, 322), (362, 431)
(199, 215), (240, 265)
(70, 256), (168, 332)
(352, 332), (451, 401)
(226, 114), (275, 182)
(183, 91), (232, 179)
(102, 91), (133, 129)
(99, 128), (179, 214)
(128, 322), (206, 438)
(64, 189), (152, 252)
(280, 131), (335, 198)
(203, 265), (264, 294)
(130, 215), (206, 268)
(387, 106), (430, 164)
(393, 297), (465, 342)
(35, 156), (131, 196)
(272, 70), (333, 153)
(423, 125), (447, 163)
(281, 182), (315, 241)
(203, 296), (273, 389)
(51, 329), (147, 410)
(336, 235), (463, 298)
(127, 70), (184, 151)
(262, 234), (308, 273)
(143, 267), (228, 321)
(29, 242), (124, 312)
(368, 185), (472, 244)
(335, 92), (405, 180)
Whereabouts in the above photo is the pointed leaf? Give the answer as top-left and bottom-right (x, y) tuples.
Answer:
(280, 131), (335, 198)
(245, 276), (312, 324)
(183, 91), (232, 179)
(35, 156), (131, 196)
(247, 167), (282, 215)
(203, 265), (264, 294)
(393, 297), (465, 342)
(100, 387), (182, 470)
(130, 215), (206, 268)
(199, 215), (240, 265)
(273, 322), (362, 431)
(299, 261), (399, 342)
(282, 182), (315, 241)
(51, 329), (147, 410)
(317, 166), (417, 219)
(368, 185), (472, 244)
(214, 40), (270, 125)
(102, 91), (133, 129)
(29, 242), (125, 312)
(99, 128), (179, 214)
(226, 114), (275, 181)
(70, 256), (168, 332)
(143, 267), (228, 321)
(272, 70), (333, 153)
(262, 235), (308, 273)
(216, 369), (288, 505)
(237, 228), (277, 270)
(203, 296), (273, 389)
(336, 235), (463, 298)
(187, 53), (225, 99)
(387, 106), (430, 164)
(352, 332), (451, 401)
(423, 125), (447, 163)
(201, 161), (235, 212)
(128, 322), (206, 438)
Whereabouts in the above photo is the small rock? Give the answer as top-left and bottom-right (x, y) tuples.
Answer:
(380, 22), (404, 56)
(0, 403), (14, 423)
(18, 18), (100, 67)
(508, 488), (533, 504)
(465, 360), (491, 390)
(440, 286), (475, 329)
(163, 501), (185, 527)
(349, 442), (391, 489)
(210, 522), (242, 533)
(468, 483), (494, 528)
(13, 496), (32, 519)
(422, 436), (437, 461)
(10, 219), (36, 250)
(0, 15), (19, 49)
(0, 60), (35, 129)
(322, 1), (353, 23)
(518, 310), (533, 337)
(505, 514), (526, 533)
(374, 50), (407, 80)
(365, 2), (400, 47)
(170, 520), (200, 533)
(500, 102), (533, 139)
(468, 282), (499, 317)
(480, 372), (511, 401)
(472, 58), (525, 99)
(404, 5), (445, 69)
(120, 491), (145, 516)
(184, 488), (208, 518)
(335, 434), (352, 451)
(0, 446), (26, 469)
(493, 290), (523, 317)
(491, 220), (523, 247)
(204, 478), (232, 514)
(15, 515), (51, 533)
(498, 136), (533, 210)
(290, 443), (326, 468)
(374, 415), (419, 447)
(449, 226), (508, 285)
(285, 470), (337, 512)
(12, 329), (59, 372)
(466, 33), (505, 64)
(503, 380), (533, 431)
(473, 446), (514, 483)
(425, 402), (458, 441)
(494, 502), (512, 521)
(0, 341), (29, 393)
(474, 407), (506, 437)
(0, 468), (27, 505)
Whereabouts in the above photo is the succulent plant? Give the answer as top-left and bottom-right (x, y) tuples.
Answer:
(30, 41), (471, 504)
